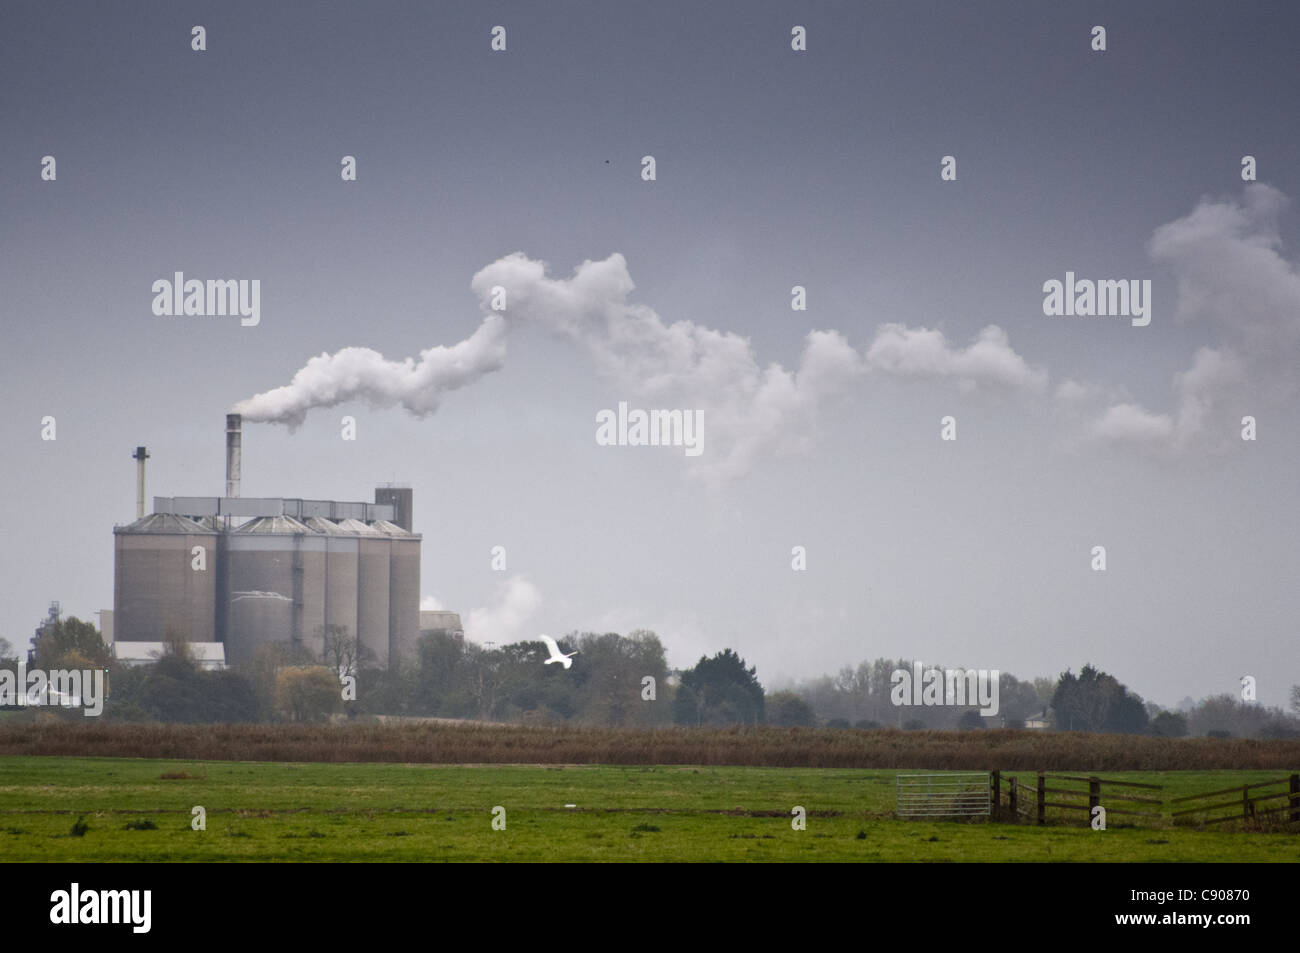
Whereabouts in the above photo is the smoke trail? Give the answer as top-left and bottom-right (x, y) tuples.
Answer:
(233, 252), (1042, 482)
(232, 314), (508, 430)
(1079, 185), (1300, 450)
(464, 575), (542, 645)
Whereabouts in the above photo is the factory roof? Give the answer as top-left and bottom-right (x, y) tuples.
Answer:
(334, 518), (381, 535)
(115, 513), (215, 535)
(233, 515), (313, 535)
(153, 496), (396, 522)
(370, 519), (417, 537)
(112, 641), (227, 668)
(420, 610), (464, 632)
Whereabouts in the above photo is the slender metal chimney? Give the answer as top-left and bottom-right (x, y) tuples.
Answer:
(225, 414), (242, 498)
(132, 446), (150, 519)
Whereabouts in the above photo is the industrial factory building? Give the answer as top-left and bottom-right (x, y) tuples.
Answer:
(112, 415), (421, 669)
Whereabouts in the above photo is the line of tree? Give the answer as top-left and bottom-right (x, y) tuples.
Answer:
(784, 659), (1300, 738)
(4, 616), (1299, 738)
(1051, 664), (1148, 733)
(781, 658), (1053, 730)
(355, 629), (678, 725)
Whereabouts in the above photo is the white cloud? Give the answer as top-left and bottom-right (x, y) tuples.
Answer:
(865, 323), (1048, 393)
(1147, 184), (1300, 352)
(464, 575), (542, 645)
(1055, 378), (1125, 405)
(1091, 185), (1296, 450)
(1090, 403), (1174, 443)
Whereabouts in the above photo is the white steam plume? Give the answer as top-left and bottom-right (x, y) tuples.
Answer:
(864, 323), (1048, 393)
(233, 251), (1043, 482)
(467, 252), (876, 485)
(1086, 184), (1300, 450)
(464, 575), (541, 646)
(232, 314), (508, 429)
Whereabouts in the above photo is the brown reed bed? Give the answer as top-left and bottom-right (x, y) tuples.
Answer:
(0, 721), (1297, 770)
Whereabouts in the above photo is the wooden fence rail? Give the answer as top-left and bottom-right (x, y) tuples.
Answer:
(1169, 774), (1300, 827)
(992, 771), (1162, 824)
(989, 770), (1300, 828)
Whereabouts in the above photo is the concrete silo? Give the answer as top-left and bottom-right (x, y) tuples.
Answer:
(373, 519), (421, 665)
(337, 518), (389, 668)
(113, 415), (427, 672)
(304, 516), (360, 662)
(113, 514), (218, 643)
(224, 515), (326, 666)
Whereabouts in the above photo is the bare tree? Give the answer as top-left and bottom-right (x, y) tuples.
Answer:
(160, 626), (195, 663)
(320, 625), (371, 679)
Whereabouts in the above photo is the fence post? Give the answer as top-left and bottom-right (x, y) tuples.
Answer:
(1010, 777), (1018, 820)
(1290, 773), (1299, 824)
(1037, 771), (1045, 826)
(1243, 785), (1251, 822)
(991, 770), (1000, 819)
(1089, 777), (1100, 825)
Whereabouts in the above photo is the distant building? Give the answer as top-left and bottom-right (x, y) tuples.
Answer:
(112, 416), (421, 669)
(98, 609), (114, 644)
(419, 611), (464, 639)
(112, 641), (226, 670)
(27, 601), (61, 664)
(101, 606), (227, 670)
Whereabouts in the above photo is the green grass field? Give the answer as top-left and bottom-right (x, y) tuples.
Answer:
(2, 756), (1297, 861)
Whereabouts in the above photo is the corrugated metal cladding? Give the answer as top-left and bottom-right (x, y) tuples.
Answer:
(112, 496), (420, 671)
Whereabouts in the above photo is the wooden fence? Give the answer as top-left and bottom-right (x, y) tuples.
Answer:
(988, 770), (1300, 828)
(991, 771), (1161, 825)
(1169, 774), (1300, 827)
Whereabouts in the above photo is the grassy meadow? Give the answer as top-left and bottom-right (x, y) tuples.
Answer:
(2, 756), (1297, 862)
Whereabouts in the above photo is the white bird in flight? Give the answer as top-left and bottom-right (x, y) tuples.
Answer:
(539, 635), (577, 669)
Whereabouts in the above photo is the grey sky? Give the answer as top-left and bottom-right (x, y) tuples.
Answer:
(3, 1), (1298, 708)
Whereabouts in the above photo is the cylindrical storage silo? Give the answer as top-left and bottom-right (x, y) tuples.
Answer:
(373, 520), (420, 667)
(305, 517), (360, 664)
(296, 525), (327, 660)
(225, 590), (293, 668)
(339, 518), (389, 668)
(225, 515), (323, 666)
(113, 514), (218, 643)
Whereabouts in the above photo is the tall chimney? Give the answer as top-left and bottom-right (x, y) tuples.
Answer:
(132, 446), (150, 519)
(225, 414), (242, 498)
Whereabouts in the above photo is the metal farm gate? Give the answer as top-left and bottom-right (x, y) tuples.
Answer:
(896, 773), (991, 818)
